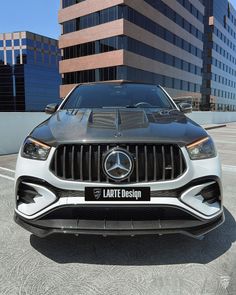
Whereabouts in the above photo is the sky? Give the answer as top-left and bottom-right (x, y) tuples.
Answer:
(0, 0), (236, 40)
(230, 0), (236, 9)
(0, 0), (60, 39)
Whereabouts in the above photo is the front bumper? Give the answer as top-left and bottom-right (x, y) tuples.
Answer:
(14, 176), (224, 239)
(14, 147), (224, 239)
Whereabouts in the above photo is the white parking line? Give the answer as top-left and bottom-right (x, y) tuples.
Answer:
(222, 165), (236, 173)
(0, 167), (15, 173)
(214, 140), (236, 144)
(218, 149), (236, 155)
(0, 173), (14, 181)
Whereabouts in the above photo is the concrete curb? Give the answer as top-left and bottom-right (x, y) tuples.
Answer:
(204, 124), (227, 130)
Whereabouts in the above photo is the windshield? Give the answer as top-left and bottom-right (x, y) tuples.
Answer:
(61, 83), (175, 109)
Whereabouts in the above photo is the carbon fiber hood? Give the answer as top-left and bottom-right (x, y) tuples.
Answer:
(30, 109), (208, 147)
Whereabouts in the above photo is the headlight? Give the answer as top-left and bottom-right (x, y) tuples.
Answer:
(186, 136), (216, 160)
(21, 138), (51, 160)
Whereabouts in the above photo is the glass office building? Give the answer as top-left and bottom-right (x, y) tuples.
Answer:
(59, 0), (204, 109)
(202, 0), (236, 111)
(0, 31), (61, 111)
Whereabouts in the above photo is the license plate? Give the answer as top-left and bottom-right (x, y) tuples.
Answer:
(85, 187), (150, 201)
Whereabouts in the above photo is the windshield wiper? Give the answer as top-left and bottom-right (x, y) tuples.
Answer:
(125, 105), (158, 108)
(125, 105), (138, 108)
(102, 106), (127, 109)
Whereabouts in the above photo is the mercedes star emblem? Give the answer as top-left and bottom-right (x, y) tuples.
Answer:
(103, 149), (133, 180)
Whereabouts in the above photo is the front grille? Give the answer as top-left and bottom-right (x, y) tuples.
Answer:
(50, 144), (186, 183)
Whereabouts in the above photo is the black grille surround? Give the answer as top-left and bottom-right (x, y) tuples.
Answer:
(50, 144), (186, 183)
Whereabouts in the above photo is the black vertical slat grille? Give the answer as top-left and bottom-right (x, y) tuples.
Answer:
(80, 145), (83, 181)
(127, 145), (131, 182)
(135, 145), (139, 182)
(170, 145), (174, 180)
(162, 146), (165, 181)
(71, 145), (75, 180)
(50, 144), (186, 183)
(62, 146), (66, 179)
(54, 149), (58, 176)
(144, 145), (148, 182)
(88, 145), (92, 181)
(153, 145), (157, 181)
(97, 145), (101, 182)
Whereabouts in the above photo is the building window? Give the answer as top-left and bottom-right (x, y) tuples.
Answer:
(62, 36), (202, 76)
(6, 40), (12, 47)
(62, 66), (201, 96)
(62, 5), (203, 59)
(14, 40), (20, 46)
(6, 50), (12, 65)
(144, 0), (203, 41)
(62, 0), (85, 9)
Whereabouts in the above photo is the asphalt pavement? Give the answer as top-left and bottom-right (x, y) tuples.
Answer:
(0, 123), (236, 295)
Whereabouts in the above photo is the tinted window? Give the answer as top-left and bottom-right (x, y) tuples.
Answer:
(62, 84), (174, 109)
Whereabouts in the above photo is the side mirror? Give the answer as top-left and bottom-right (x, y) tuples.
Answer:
(178, 102), (192, 114)
(45, 103), (58, 114)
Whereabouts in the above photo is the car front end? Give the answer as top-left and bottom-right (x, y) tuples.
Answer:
(14, 83), (224, 239)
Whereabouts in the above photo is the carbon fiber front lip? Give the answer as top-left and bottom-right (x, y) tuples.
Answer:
(14, 211), (225, 239)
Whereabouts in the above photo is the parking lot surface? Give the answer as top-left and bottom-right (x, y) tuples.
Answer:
(0, 123), (236, 295)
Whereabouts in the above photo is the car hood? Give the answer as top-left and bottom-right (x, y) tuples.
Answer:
(30, 109), (208, 147)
